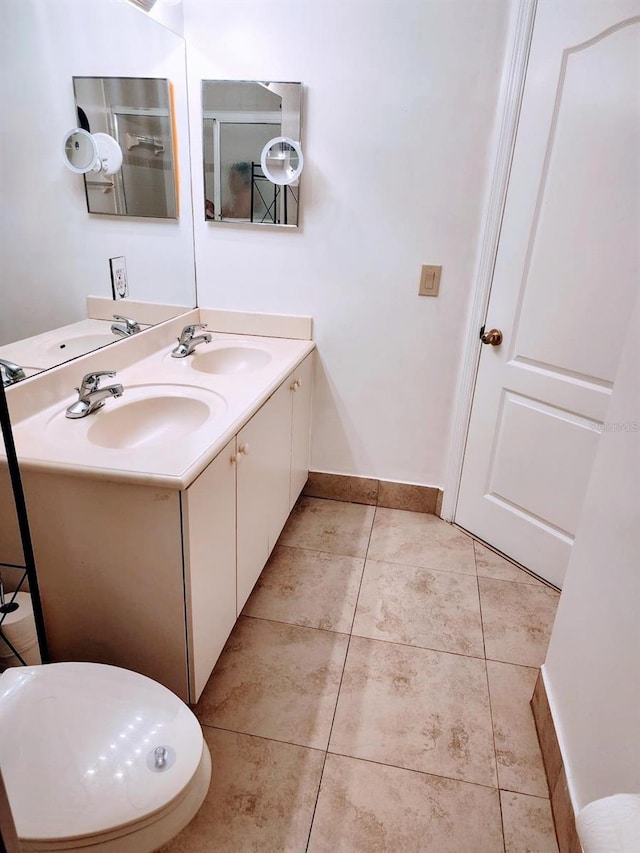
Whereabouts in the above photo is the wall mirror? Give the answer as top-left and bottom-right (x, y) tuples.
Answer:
(0, 0), (196, 384)
(202, 80), (303, 227)
(72, 76), (178, 219)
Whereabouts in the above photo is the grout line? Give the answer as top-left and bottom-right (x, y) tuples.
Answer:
(475, 544), (489, 662)
(240, 612), (350, 637)
(202, 721), (546, 801)
(324, 749), (502, 792)
(475, 538), (507, 849)
(485, 657), (544, 671)
(460, 526), (560, 592)
(479, 610), (506, 849)
(476, 572), (559, 593)
(303, 505), (377, 853)
(338, 630), (488, 663)
(281, 541), (479, 580)
(498, 787), (552, 801)
(278, 542), (369, 560)
(197, 722), (325, 754)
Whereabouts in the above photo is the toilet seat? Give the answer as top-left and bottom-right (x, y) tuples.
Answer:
(0, 662), (211, 851)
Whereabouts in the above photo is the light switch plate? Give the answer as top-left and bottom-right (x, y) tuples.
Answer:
(419, 264), (442, 297)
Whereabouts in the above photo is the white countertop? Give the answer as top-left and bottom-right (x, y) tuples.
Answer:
(9, 331), (314, 490)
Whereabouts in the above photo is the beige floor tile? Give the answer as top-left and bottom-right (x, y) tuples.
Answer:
(195, 617), (349, 750)
(367, 508), (476, 574)
(242, 545), (364, 633)
(329, 636), (497, 787)
(159, 727), (324, 853)
(501, 790), (559, 853)
(474, 541), (549, 587)
(308, 753), (504, 853)
(352, 559), (484, 657)
(479, 578), (559, 667)
(278, 496), (375, 557)
(487, 661), (549, 797)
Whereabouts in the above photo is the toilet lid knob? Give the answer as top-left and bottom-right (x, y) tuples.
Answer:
(147, 744), (176, 772)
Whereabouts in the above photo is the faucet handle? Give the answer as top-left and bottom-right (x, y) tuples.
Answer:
(177, 323), (208, 343)
(79, 370), (117, 393)
(112, 314), (140, 333)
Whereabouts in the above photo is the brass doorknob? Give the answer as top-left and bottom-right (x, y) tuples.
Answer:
(480, 328), (503, 346)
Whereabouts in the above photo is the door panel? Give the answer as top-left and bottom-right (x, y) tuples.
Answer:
(456, 2), (640, 587)
(488, 393), (600, 535)
(514, 22), (640, 382)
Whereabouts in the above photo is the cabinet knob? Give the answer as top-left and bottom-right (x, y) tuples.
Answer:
(290, 379), (302, 391)
(232, 443), (250, 463)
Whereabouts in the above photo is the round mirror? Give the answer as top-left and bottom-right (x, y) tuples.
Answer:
(260, 136), (304, 186)
(62, 129), (123, 176)
(62, 128), (99, 173)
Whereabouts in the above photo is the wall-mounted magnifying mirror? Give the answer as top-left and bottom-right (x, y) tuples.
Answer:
(202, 80), (303, 227)
(260, 137), (304, 186)
(63, 128), (123, 175)
(72, 76), (178, 218)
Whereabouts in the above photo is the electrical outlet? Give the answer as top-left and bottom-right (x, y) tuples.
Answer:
(109, 256), (129, 299)
(419, 264), (442, 297)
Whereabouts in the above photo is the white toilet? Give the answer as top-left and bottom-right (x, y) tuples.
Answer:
(0, 662), (211, 851)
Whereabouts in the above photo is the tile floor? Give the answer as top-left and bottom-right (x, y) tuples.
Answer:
(161, 497), (561, 852)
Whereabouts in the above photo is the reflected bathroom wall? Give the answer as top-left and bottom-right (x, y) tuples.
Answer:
(0, 0), (196, 365)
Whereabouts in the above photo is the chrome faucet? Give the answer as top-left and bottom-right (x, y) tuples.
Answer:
(65, 370), (124, 419)
(171, 323), (212, 358)
(111, 315), (141, 338)
(0, 358), (26, 387)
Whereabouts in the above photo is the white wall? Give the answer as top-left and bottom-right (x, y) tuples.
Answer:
(149, 0), (184, 35)
(543, 294), (640, 809)
(184, 0), (511, 486)
(0, 0), (195, 346)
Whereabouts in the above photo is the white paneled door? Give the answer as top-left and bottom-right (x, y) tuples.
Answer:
(456, 1), (640, 588)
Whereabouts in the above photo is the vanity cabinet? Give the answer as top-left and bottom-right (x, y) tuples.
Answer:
(19, 352), (313, 703)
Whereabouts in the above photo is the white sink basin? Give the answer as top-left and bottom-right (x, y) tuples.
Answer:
(190, 345), (272, 375)
(45, 334), (118, 360)
(45, 384), (226, 451)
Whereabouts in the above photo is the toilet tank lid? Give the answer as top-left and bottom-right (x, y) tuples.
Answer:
(0, 662), (205, 841)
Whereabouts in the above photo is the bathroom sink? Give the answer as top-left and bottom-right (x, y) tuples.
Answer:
(190, 345), (272, 375)
(45, 333), (118, 359)
(45, 384), (226, 451)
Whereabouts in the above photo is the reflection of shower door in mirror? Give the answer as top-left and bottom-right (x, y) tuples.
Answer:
(110, 110), (176, 218)
(204, 112), (296, 224)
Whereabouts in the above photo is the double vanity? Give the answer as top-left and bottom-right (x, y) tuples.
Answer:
(3, 309), (314, 703)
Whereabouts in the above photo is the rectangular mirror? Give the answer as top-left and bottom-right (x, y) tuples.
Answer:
(73, 76), (178, 219)
(202, 80), (302, 227)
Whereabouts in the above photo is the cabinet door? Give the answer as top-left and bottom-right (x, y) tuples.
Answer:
(290, 353), (314, 509)
(181, 438), (237, 702)
(23, 471), (189, 701)
(236, 381), (292, 613)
